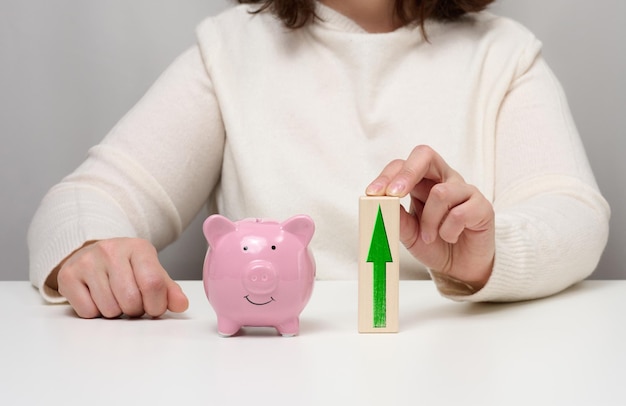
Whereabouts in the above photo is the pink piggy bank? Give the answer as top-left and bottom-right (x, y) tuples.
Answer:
(202, 214), (316, 337)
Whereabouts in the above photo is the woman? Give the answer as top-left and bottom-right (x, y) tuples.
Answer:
(28, 0), (610, 318)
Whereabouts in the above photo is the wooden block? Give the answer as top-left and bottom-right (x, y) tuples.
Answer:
(358, 196), (400, 333)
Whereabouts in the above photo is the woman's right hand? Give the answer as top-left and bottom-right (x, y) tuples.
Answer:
(366, 145), (495, 292)
(50, 238), (189, 319)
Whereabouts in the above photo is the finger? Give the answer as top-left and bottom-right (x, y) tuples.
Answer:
(439, 192), (494, 244)
(386, 145), (462, 197)
(166, 281), (189, 313)
(108, 258), (144, 318)
(399, 201), (449, 272)
(72, 242), (126, 318)
(420, 182), (473, 244)
(131, 247), (170, 317)
(409, 178), (437, 204)
(84, 267), (123, 318)
(57, 267), (101, 319)
(57, 246), (122, 319)
(399, 203), (420, 250)
(366, 159), (404, 196)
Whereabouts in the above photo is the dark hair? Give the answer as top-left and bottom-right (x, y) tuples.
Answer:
(237, 0), (495, 31)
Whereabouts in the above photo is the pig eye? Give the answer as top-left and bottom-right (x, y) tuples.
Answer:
(271, 245), (276, 250)
(243, 246), (249, 251)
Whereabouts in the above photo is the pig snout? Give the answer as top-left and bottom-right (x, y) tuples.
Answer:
(243, 260), (278, 295)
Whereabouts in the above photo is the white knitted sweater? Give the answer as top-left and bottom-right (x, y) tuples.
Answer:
(28, 4), (610, 303)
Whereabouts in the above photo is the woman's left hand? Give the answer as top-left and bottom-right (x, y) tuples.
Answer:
(366, 145), (495, 291)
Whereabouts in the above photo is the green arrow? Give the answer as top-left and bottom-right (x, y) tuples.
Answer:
(367, 205), (393, 328)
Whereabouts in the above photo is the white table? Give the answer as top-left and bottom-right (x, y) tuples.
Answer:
(1, 280), (625, 406)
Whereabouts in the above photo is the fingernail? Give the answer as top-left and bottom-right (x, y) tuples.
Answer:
(422, 233), (433, 244)
(366, 182), (383, 195)
(388, 182), (405, 196)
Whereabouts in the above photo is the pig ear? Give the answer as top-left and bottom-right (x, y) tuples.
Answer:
(282, 215), (315, 246)
(203, 215), (237, 247)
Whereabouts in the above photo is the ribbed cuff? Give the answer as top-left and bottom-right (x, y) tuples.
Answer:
(28, 184), (138, 303)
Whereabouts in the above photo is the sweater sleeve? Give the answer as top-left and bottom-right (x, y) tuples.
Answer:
(28, 46), (225, 303)
(445, 51), (610, 302)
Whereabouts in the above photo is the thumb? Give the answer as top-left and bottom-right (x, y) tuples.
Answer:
(166, 280), (189, 313)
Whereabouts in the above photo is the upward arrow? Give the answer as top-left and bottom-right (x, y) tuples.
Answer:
(367, 205), (393, 328)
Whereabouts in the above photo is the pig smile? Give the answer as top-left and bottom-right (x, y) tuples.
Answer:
(244, 295), (276, 306)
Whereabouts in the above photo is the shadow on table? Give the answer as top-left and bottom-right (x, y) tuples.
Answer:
(399, 280), (605, 330)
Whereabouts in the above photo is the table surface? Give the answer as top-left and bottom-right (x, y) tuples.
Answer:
(1, 280), (625, 406)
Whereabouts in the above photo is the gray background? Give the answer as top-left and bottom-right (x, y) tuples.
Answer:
(1, 0), (624, 281)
